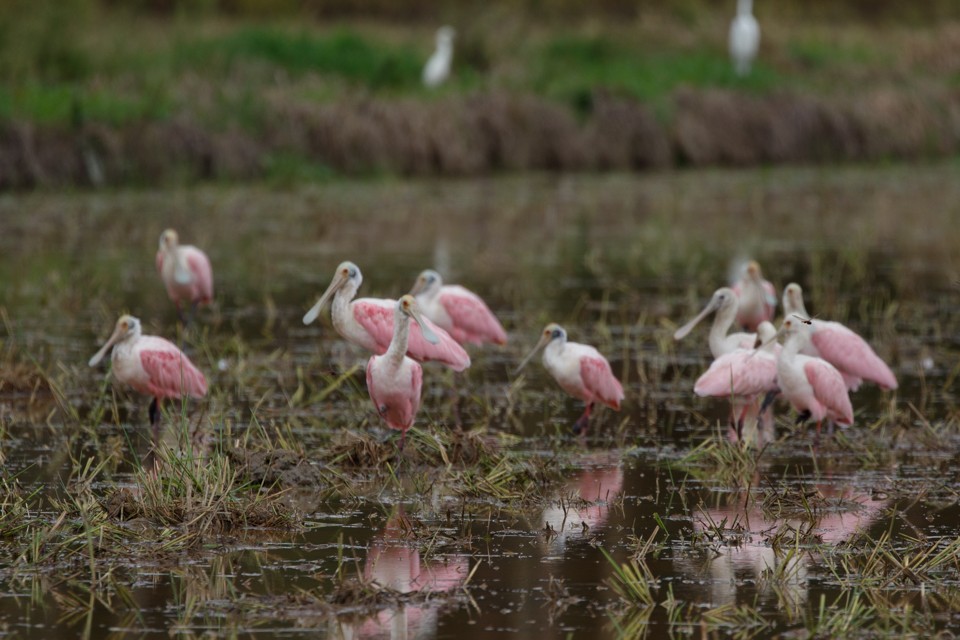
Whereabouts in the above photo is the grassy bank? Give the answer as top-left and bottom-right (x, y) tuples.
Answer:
(1, 1), (959, 188)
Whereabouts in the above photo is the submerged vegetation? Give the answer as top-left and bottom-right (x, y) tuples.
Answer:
(1, 156), (960, 635)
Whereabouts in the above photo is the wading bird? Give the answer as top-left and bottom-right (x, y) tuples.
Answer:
(731, 260), (776, 330)
(88, 314), (207, 448)
(156, 229), (213, 324)
(366, 296), (439, 449)
(694, 320), (780, 438)
(729, 0), (760, 76)
(409, 269), (507, 347)
(674, 287), (756, 358)
(303, 261), (470, 371)
(422, 26), (455, 88)
(517, 324), (623, 435)
(776, 317), (853, 434)
(782, 283), (897, 391)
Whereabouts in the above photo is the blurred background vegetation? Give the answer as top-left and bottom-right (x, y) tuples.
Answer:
(0, 0), (958, 187)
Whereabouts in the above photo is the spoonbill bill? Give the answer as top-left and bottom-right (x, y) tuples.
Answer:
(694, 320), (780, 436)
(776, 317), (853, 434)
(303, 261), (470, 371)
(156, 229), (213, 323)
(517, 324), (624, 435)
(782, 283), (897, 391)
(729, 0), (760, 76)
(409, 269), (507, 346)
(731, 260), (776, 330)
(366, 296), (439, 449)
(422, 26), (455, 88)
(88, 314), (207, 446)
(674, 287), (756, 358)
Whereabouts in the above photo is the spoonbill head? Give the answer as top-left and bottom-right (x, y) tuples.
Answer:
(781, 282), (897, 391)
(304, 261), (470, 371)
(366, 295), (438, 449)
(674, 287), (754, 358)
(517, 323), (624, 435)
(155, 228), (214, 323)
(303, 260), (362, 326)
(410, 269), (508, 346)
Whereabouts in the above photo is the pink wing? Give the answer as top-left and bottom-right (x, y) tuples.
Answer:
(804, 360), (853, 425)
(695, 351), (777, 398)
(439, 288), (507, 346)
(140, 343), (207, 399)
(811, 323), (897, 390)
(354, 302), (471, 371)
(580, 356), (624, 410)
(184, 247), (214, 303)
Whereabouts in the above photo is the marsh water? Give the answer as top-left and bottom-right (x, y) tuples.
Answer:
(1, 164), (960, 638)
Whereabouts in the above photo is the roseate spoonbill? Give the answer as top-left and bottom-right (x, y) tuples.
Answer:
(729, 0), (760, 76)
(88, 314), (207, 447)
(156, 229), (213, 323)
(409, 269), (508, 347)
(776, 317), (853, 434)
(516, 323), (624, 435)
(674, 287), (756, 358)
(303, 261), (470, 371)
(422, 26), (455, 88)
(694, 321), (779, 437)
(782, 283), (897, 391)
(366, 296), (439, 449)
(731, 260), (776, 330)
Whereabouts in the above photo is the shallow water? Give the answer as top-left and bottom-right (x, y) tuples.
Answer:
(1, 164), (960, 637)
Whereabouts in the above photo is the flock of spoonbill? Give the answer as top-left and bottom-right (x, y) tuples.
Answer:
(89, 229), (897, 455)
(676, 261), (897, 442)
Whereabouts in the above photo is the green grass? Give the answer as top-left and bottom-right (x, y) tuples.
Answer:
(534, 35), (780, 109)
(175, 27), (424, 89)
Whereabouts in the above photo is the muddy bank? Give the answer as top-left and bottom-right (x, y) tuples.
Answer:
(1, 87), (958, 189)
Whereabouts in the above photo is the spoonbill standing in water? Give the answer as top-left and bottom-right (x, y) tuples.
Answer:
(303, 261), (470, 371)
(409, 269), (507, 346)
(366, 296), (439, 449)
(422, 26), (455, 88)
(156, 229), (213, 324)
(731, 260), (777, 330)
(88, 314), (207, 447)
(729, 0), (760, 76)
(694, 320), (780, 437)
(674, 287), (756, 358)
(782, 283), (897, 391)
(517, 324), (624, 435)
(776, 317), (853, 435)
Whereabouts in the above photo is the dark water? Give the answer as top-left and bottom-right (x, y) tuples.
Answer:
(1, 165), (959, 637)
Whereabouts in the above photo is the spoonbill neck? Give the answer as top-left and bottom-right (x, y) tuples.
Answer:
(386, 308), (411, 365)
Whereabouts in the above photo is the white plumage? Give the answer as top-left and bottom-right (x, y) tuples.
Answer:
(729, 0), (760, 76)
(422, 26), (455, 88)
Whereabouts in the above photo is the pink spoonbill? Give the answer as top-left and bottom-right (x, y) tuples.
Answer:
(775, 317), (853, 434)
(694, 320), (780, 438)
(782, 283), (897, 391)
(156, 229), (213, 324)
(674, 287), (756, 358)
(516, 324), (624, 435)
(303, 261), (470, 371)
(731, 260), (777, 331)
(89, 314), (208, 447)
(366, 296), (439, 449)
(409, 269), (508, 346)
